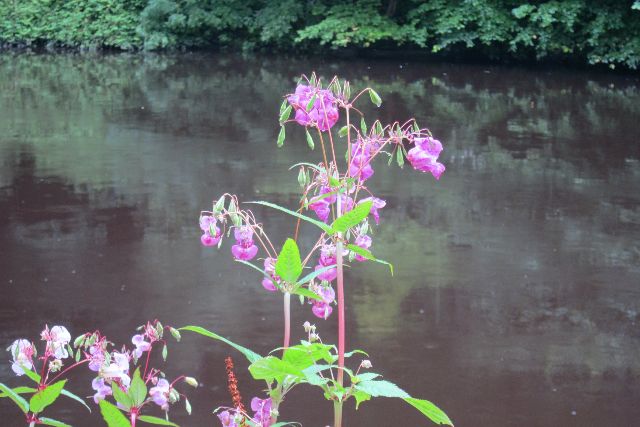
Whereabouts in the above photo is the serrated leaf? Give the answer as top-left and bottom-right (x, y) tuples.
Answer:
(279, 105), (292, 123)
(112, 382), (132, 410)
(338, 126), (348, 137)
(354, 380), (410, 398)
(305, 129), (315, 150)
(248, 356), (303, 383)
(39, 417), (72, 427)
(130, 368), (148, 407)
(352, 389), (371, 409)
(180, 326), (262, 363)
(30, 379), (67, 413)
(355, 373), (381, 382)
(246, 201), (333, 234)
(346, 244), (394, 275)
(275, 239), (303, 283)
(0, 383), (29, 413)
(99, 400), (131, 427)
(277, 126), (285, 147)
(138, 415), (179, 426)
(369, 89), (382, 107)
(404, 398), (453, 426)
(330, 201), (372, 234)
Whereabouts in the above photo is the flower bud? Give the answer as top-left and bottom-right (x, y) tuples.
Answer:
(169, 327), (181, 342)
(49, 359), (63, 373)
(184, 376), (198, 387)
(303, 321), (312, 332)
(360, 359), (372, 369)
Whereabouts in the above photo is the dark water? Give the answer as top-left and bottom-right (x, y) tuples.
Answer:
(1, 53), (639, 427)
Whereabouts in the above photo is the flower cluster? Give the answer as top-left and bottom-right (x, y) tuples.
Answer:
(287, 84), (339, 131)
(217, 397), (273, 427)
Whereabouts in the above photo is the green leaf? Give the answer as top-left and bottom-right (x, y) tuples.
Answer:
(354, 373), (381, 382)
(99, 400), (131, 427)
(404, 398), (453, 426)
(39, 417), (72, 427)
(291, 286), (323, 301)
(306, 94), (317, 112)
(346, 244), (394, 275)
(111, 381), (132, 410)
(138, 415), (179, 426)
(360, 117), (367, 135)
(282, 347), (314, 371)
(343, 349), (369, 358)
(0, 383), (29, 413)
(354, 380), (410, 398)
(352, 389), (371, 409)
(162, 343), (168, 361)
(180, 326), (262, 363)
(248, 356), (304, 383)
(375, 121), (384, 135)
(129, 368), (147, 407)
(279, 105), (292, 123)
(21, 366), (41, 384)
(30, 379), (67, 413)
(246, 201), (333, 234)
(275, 239), (303, 283)
(369, 89), (382, 107)
(328, 176), (340, 187)
(338, 125), (348, 137)
(396, 147), (404, 168)
(0, 386), (36, 397)
(330, 201), (372, 234)
(61, 389), (92, 412)
(305, 129), (315, 150)
(297, 264), (335, 285)
(279, 99), (287, 115)
(277, 126), (286, 147)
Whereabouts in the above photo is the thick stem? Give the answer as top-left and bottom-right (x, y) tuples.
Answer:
(333, 400), (343, 427)
(130, 412), (137, 427)
(335, 197), (345, 386)
(283, 292), (291, 349)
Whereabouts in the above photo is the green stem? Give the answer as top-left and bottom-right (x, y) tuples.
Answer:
(283, 292), (291, 349)
(333, 400), (343, 427)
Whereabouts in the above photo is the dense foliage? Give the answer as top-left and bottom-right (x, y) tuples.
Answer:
(1, 0), (639, 68)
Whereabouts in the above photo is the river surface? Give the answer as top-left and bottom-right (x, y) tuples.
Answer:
(0, 53), (639, 426)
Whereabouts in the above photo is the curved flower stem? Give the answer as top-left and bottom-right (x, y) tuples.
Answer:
(283, 292), (291, 350)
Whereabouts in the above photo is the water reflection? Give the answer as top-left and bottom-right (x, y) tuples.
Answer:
(0, 53), (639, 426)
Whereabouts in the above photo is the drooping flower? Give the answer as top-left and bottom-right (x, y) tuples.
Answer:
(251, 397), (272, 427)
(288, 85), (339, 131)
(311, 282), (335, 304)
(218, 410), (239, 427)
(407, 137), (446, 180)
(100, 351), (130, 387)
(8, 339), (35, 376)
(353, 234), (372, 262)
(131, 334), (151, 359)
(348, 153), (374, 182)
(312, 302), (333, 320)
(41, 325), (71, 359)
(309, 198), (331, 222)
(200, 215), (222, 247)
(261, 257), (279, 292)
(88, 344), (105, 372)
(92, 377), (112, 403)
(359, 197), (386, 225)
(338, 194), (354, 215)
(149, 378), (171, 411)
(231, 226), (258, 261)
(315, 244), (337, 282)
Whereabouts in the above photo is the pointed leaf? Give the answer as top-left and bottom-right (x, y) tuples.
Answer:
(346, 244), (394, 275)
(354, 380), (409, 398)
(180, 326), (262, 363)
(396, 147), (404, 168)
(0, 386), (36, 397)
(246, 201), (333, 234)
(338, 126), (348, 137)
(360, 117), (367, 135)
(369, 89), (382, 107)
(39, 417), (72, 427)
(275, 239), (302, 283)
(111, 382), (132, 410)
(291, 287), (322, 301)
(248, 356), (303, 383)
(296, 265), (335, 285)
(99, 400), (131, 427)
(306, 94), (317, 112)
(330, 201), (372, 234)
(21, 366), (41, 384)
(138, 415), (179, 426)
(305, 129), (315, 150)
(61, 389), (92, 412)
(352, 389), (371, 409)
(129, 368), (147, 407)
(279, 99), (288, 115)
(279, 105), (292, 123)
(404, 398), (453, 426)
(30, 379), (67, 413)
(0, 383), (29, 413)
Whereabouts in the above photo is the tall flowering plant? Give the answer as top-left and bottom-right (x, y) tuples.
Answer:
(186, 73), (452, 427)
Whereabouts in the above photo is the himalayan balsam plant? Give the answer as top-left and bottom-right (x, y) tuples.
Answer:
(1, 320), (196, 426)
(185, 73), (452, 427)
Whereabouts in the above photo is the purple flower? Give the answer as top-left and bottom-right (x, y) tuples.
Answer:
(251, 397), (272, 427)
(288, 85), (339, 131)
(261, 257), (279, 292)
(131, 334), (151, 359)
(218, 410), (239, 427)
(41, 325), (71, 359)
(315, 244), (337, 282)
(311, 283), (335, 304)
(312, 302), (333, 320)
(231, 226), (258, 261)
(88, 344), (105, 372)
(9, 339), (34, 376)
(353, 234), (372, 262)
(100, 351), (130, 387)
(349, 153), (374, 182)
(309, 199), (331, 222)
(149, 378), (171, 411)
(407, 137), (445, 180)
(339, 195), (354, 215)
(360, 197), (386, 225)
(199, 215), (216, 231)
(91, 377), (112, 403)
(200, 216), (222, 247)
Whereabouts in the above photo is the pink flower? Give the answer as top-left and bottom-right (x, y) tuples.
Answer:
(311, 282), (335, 304)
(149, 378), (171, 411)
(354, 234), (372, 262)
(200, 216), (221, 247)
(288, 85), (339, 131)
(251, 397), (272, 427)
(349, 153), (374, 182)
(92, 377), (112, 403)
(218, 410), (239, 427)
(8, 339), (34, 376)
(315, 243), (337, 282)
(41, 325), (71, 359)
(312, 302), (333, 320)
(131, 334), (151, 359)
(360, 197), (386, 225)
(231, 226), (258, 261)
(309, 199), (331, 222)
(261, 257), (279, 292)
(407, 137), (446, 180)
